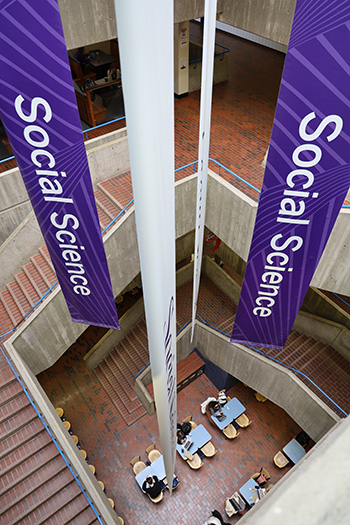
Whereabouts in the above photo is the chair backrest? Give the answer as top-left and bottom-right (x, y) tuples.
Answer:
(183, 415), (192, 424)
(148, 448), (161, 463)
(130, 455), (141, 467)
(148, 491), (164, 503)
(133, 460), (147, 476)
(145, 444), (155, 455)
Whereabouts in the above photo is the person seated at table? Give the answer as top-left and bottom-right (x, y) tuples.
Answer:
(75, 47), (91, 74)
(209, 402), (226, 422)
(203, 509), (230, 525)
(217, 391), (228, 406)
(142, 476), (162, 498)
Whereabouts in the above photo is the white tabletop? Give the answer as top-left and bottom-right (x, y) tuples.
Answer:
(176, 424), (212, 459)
(211, 397), (245, 430)
(239, 478), (259, 506)
(135, 455), (166, 489)
(283, 438), (306, 464)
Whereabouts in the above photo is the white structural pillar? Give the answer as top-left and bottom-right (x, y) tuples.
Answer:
(174, 21), (189, 97)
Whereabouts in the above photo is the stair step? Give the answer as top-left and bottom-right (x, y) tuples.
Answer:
(0, 378), (23, 408)
(0, 403), (37, 441)
(104, 355), (141, 407)
(30, 253), (57, 289)
(123, 331), (149, 370)
(15, 271), (41, 308)
(0, 390), (31, 423)
(35, 492), (92, 525)
(0, 359), (16, 389)
(0, 442), (60, 496)
(0, 290), (23, 326)
(0, 419), (49, 461)
(0, 300), (14, 336)
(3, 478), (81, 525)
(97, 362), (139, 412)
(0, 457), (67, 514)
(99, 173), (134, 209)
(95, 189), (120, 220)
(66, 505), (99, 525)
(39, 245), (54, 272)
(96, 205), (112, 231)
(23, 262), (50, 297)
(7, 280), (32, 317)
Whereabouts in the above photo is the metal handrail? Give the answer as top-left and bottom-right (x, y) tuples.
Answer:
(189, 32), (230, 65)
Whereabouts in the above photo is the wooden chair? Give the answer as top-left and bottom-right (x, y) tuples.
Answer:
(71, 435), (79, 447)
(266, 483), (274, 493)
(147, 491), (164, 503)
(63, 421), (72, 434)
(255, 392), (267, 402)
(108, 498), (115, 509)
(55, 407), (65, 420)
(274, 451), (289, 468)
(130, 456), (147, 475)
(222, 423), (240, 440)
(235, 413), (252, 428)
(145, 444), (161, 463)
(183, 415), (197, 429)
(118, 517), (124, 525)
(186, 452), (203, 470)
(98, 480), (105, 491)
(252, 467), (270, 485)
(89, 464), (96, 476)
(200, 441), (218, 458)
(80, 449), (88, 461)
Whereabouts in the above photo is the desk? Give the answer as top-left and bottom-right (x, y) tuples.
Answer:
(89, 49), (115, 78)
(283, 438), (306, 464)
(176, 424), (211, 459)
(135, 455), (166, 489)
(239, 478), (259, 506)
(211, 397), (245, 430)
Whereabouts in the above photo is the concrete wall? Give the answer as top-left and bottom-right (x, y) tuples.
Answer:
(0, 129), (129, 288)
(218, 0), (296, 46)
(189, 50), (228, 93)
(195, 322), (339, 442)
(6, 170), (350, 373)
(4, 339), (121, 525)
(302, 287), (350, 332)
(9, 176), (196, 375)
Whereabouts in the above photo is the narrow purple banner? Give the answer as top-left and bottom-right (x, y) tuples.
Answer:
(0, 0), (119, 329)
(231, 0), (350, 349)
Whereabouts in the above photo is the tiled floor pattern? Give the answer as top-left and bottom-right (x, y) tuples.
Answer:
(38, 352), (301, 525)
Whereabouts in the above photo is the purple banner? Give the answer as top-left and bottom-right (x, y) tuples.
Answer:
(231, 0), (350, 349)
(0, 0), (119, 329)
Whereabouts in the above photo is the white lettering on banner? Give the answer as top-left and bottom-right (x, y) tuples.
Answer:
(164, 296), (176, 451)
(253, 112), (343, 318)
(15, 95), (91, 296)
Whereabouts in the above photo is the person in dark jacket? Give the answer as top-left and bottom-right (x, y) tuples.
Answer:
(142, 476), (162, 498)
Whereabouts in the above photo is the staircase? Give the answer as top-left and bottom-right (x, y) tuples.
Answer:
(0, 350), (99, 525)
(259, 330), (350, 415)
(94, 319), (149, 431)
(0, 172), (133, 339)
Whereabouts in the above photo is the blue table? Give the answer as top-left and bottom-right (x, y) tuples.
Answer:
(135, 455), (166, 489)
(211, 397), (245, 430)
(176, 424), (211, 459)
(283, 438), (306, 464)
(239, 478), (259, 506)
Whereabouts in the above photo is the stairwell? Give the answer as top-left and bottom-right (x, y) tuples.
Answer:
(0, 351), (99, 525)
(94, 319), (149, 431)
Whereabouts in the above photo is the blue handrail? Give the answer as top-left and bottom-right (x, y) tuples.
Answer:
(195, 315), (348, 417)
(1, 348), (104, 524)
(132, 314), (348, 417)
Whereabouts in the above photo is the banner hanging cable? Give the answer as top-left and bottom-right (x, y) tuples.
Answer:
(231, 0), (350, 349)
(0, 0), (119, 330)
(191, 0), (218, 342)
(113, 0), (177, 493)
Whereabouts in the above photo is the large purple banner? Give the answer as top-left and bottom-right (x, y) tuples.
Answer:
(231, 0), (350, 349)
(0, 0), (119, 329)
